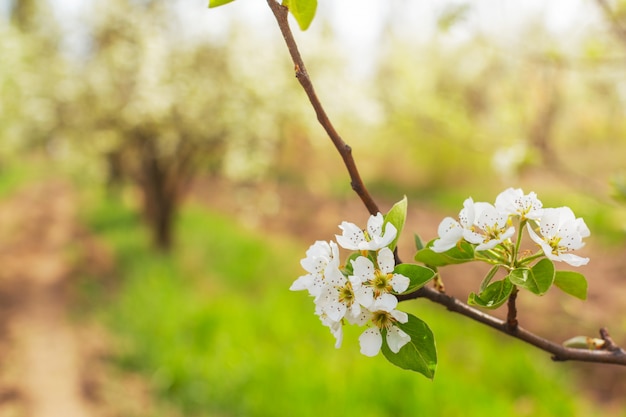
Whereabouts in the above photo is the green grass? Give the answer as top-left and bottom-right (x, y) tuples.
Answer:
(0, 157), (48, 198)
(83, 191), (609, 417)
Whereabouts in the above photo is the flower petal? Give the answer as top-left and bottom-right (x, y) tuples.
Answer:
(459, 197), (476, 228)
(319, 315), (343, 349)
(354, 285), (375, 309)
(359, 327), (382, 357)
(367, 213), (385, 239)
(364, 221), (397, 251)
(526, 223), (545, 246)
(377, 247), (395, 273)
(390, 309), (408, 323)
(346, 308), (371, 326)
(432, 217), (463, 253)
(289, 274), (314, 292)
(323, 263), (345, 288)
(371, 293), (398, 312)
(386, 326), (411, 353)
(336, 222), (365, 250)
(351, 256), (375, 282)
(390, 274), (410, 293)
(554, 253), (590, 267)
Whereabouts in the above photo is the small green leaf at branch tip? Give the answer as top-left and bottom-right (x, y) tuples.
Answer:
(381, 314), (437, 379)
(208, 0), (236, 8)
(384, 196), (407, 252)
(554, 271), (588, 300)
(282, 0), (317, 30)
(468, 278), (514, 309)
(393, 263), (435, 293)
(563, 335), (605, 350)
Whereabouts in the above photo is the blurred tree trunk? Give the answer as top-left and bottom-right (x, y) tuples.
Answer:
(132, 130), (197, 253)
(140, 144), (175, 252)
(105, 150), (124, 194)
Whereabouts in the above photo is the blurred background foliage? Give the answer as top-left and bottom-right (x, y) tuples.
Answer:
(1, 0), (626, 415)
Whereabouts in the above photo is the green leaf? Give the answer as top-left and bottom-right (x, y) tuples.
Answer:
(415, 240), (475, 267)
(479, 264), (501, 293)
(531, 258), (555, 294)
(393, 264), (435, 293)
(554, 271), (588, 300)
(414, 233), (425, 251)
(508, 267), (532, 290)
(383, 196), (408, 252)
(381, 314), (437, 379)
(468, 278), (513, 309)
(508, 259), (554, 295)
(208, 0), (236, 8)
(282, 0), (318, 30)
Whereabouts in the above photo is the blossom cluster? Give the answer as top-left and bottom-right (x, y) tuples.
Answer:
(290, 213), (411, 357)
(432, 188), (590, 267)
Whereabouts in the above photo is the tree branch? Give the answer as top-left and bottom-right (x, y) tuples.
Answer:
(266, 0), (380, 216)
(267, 0), (626, 367)
(398, 286), (626, 365)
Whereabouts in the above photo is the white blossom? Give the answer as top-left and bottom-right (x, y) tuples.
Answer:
(431, 197), (476, 253)
(350, 247), (409, 311)
(316, 274), (363, 323)
(290, 240), (342, 297)
(358, 307), (410, 357)
(495, 188), (543, 220)
(431, 217), (464, 253)
(527, 207), (590, 266)
(336, 213), (397, 251)
(316, 307), (344, 349)
(463, 202), (515, 251)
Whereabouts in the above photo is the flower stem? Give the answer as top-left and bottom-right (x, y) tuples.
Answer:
(518, 251), (545, 266)
(512, 219), (526, 266)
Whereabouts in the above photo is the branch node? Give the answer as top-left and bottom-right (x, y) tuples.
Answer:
(599, 327), (621, 352)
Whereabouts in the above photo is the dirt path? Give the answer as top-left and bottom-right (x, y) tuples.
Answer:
(0, 181), (145, 417)
(0, 181), (184, 417)
(0, 182), (94, 416)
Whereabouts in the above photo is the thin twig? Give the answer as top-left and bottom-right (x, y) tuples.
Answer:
(266, 0), (380, 216)
(267, 0), (626, 367)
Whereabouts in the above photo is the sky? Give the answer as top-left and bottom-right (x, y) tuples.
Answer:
(198, 0), (600, 42)
(0, 0), (605, 66)
(190, 0), (602, 77)
(38, 0), (602, 44)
